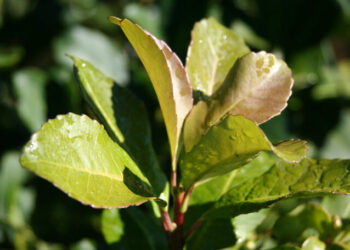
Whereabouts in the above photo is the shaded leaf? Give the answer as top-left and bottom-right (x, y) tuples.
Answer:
(20, 113), (156, 208)
(184, 52), (293, 151)
(109, 16), (193, 165)
(273, 204), (333, 243)
(204, 158), (350, 219)
(180, 116), (307, 189)
(185, 219), (236, 250)
(102, 207), (167, 250)
(13, 68), (47, 132)
(185, 17), (249, 95)
(0, 46), (24, 68)
(70, 56), (167, 197)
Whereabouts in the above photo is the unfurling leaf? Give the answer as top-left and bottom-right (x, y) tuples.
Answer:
(184, 52), (293, 152)
(180, 115), (307, 189)
(109, 16), (193, 167)
(186, 17), (250, 96)
(20, 113), (157, 208)
(70, 56), (167, 197)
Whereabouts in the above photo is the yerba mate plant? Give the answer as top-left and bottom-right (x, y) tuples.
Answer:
(20, 17), (350, 249)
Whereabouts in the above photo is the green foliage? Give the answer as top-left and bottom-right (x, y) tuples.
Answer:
(16, 12), (350, 250)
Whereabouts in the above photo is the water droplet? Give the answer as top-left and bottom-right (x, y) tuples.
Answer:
(223, 35), (227, 40)
(199, 40), (203, 44)
(82, 63), (86, 67)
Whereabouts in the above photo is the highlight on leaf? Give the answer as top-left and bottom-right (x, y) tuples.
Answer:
(20, 113), (159, 208)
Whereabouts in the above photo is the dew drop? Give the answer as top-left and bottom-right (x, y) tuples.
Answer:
(82, 63), (86, 67)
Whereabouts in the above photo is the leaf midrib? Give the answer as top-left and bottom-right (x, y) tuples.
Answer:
(23, 158), (124, 182)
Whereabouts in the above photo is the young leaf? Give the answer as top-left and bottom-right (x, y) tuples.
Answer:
(203, 158), (350, 219)
(109, 16), (193, 166)
(184, 52), (293, 151)
(180, 115), (307, 189)
(20, 113), (157, 208)
(185, 17), (250, 96)
(70, 56), (167, 197)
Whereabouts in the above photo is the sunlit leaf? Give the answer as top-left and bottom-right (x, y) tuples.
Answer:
(70, 56), (167, 197)
(20, 113), (157, 208)
(203, 158), (350, 219)
(185, 17), (249, 95)
(109, 16), (193, 166)
(184, 52), (293, 151)
(180, 116), (307, 189)
(301, 236), (325, 250)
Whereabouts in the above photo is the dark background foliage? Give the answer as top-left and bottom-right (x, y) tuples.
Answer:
(0, 0), (349, 249)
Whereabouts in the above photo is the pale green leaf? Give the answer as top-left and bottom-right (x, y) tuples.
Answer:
(13, 68), (47, 132)
(109, 16), (193, 166)
(180, 116), (307, 189)
(70, 56), (167, 197)
(203, 158), (350, 219)
(302, 236), (325, 250)
(101, 209), (124, 244)
(185, 17), (250, 95)
(54, 26), (129, 85)
(184, 52), (293, 151)
(20, 113), (156, 208)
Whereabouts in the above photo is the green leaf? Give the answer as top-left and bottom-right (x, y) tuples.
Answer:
(203, 158), (350, 219)
(184, 52), (293, 151)
(13, 68), (47, 132)
(109, 16), (193, 166)
(273, 204), (333, 243)
(322, 194), (350, 219)
(0, 46), (24, 68)
(101, 209), (124, 244)
(301, 236), (325, 250)
(185, 219), (236, 250)
(180, 116), (307, 189)
(53, 25), (129, 85)
(70, 56), (167, 197)
(232, 209), (268, 244)
(20, 113), (156, 208)
(102, 207), (167, 250)
(185, 17), (249, 96)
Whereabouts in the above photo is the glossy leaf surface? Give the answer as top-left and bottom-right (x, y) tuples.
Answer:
(20, 113), (156, 208)
(71, 56), (167, 196)
(184, 52), (293, 151)
(204, 158), (350, 219)
(180, 116), (307, 189)
(186, 17), (249, 95)
(109, 16), (193, 165)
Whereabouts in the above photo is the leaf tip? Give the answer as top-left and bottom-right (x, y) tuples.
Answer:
(109, 16), (122, 26)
